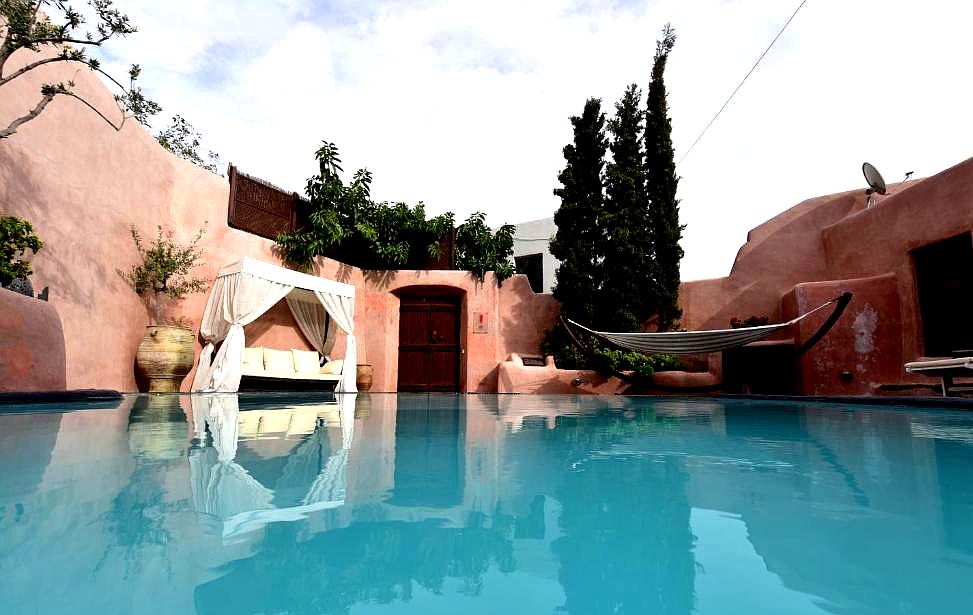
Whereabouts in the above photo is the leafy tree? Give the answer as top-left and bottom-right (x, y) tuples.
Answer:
(276, 141), (516, 284)
(156, 114), (221, 174)
(0, 214), (43, 286)
(602, 83), (653, 332)
(644, 24), (684, 331)
(454, 212), (514, 284)
(0, 0), (161, 138)
(277, 141), (454, 270)
(120, 224), (208, 325)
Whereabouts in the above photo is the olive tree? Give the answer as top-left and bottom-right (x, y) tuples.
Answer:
(0, 0), (160, 138)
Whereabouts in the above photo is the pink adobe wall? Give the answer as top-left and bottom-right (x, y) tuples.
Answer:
(678, 155), (973, 394)
(356, 270), (558, 393)
(1, 48), (556, 392)
(0, 288), (66, 391)
(821, 157), (973, 370)
(782, 275), (904, 395)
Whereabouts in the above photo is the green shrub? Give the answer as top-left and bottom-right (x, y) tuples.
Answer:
(542, 325), (682, 381)
(0, 215), (43, 287)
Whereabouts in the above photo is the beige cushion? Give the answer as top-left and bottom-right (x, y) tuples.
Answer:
(320, 359), (344, 375)
(292, 349), (320, 373)
(242, 346), (265, 370)
(263, 348), (295, 373)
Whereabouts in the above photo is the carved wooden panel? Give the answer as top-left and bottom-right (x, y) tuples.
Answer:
(227, 164), (301, 240)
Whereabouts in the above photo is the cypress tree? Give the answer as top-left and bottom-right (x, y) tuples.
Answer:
(550, 97), (609, 328)
(602, 84), (652, 332)
(544, 98), (608, 367)
(644, 24), (684, 331)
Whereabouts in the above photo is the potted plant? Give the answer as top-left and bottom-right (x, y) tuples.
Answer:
(120, 224), (207, 392)
(1, 215), (43, 297)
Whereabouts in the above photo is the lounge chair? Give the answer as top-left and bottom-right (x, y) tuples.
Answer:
(904, 357), (973, 397)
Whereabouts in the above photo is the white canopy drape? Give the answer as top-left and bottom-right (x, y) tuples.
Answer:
(190, 257), (357, 392)
(314, 291), (357, 393)
(187, 393), (356, 541)
(286, 293), (336, 359)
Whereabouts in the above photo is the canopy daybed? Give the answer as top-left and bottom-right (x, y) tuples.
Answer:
(191, 257), (358, 393)
(188, 394), (354, 540)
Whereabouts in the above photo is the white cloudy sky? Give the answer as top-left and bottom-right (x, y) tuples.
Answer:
(89, 0), (973, 281)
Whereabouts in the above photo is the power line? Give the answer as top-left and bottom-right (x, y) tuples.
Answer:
(678, 0), (810, 165)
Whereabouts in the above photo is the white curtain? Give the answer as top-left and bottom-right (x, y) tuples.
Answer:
(303, 394), (356, 505)
(315, 291), (357, 392)
(188, 393), (275, 523)
(285, 294), (336, 359)
(191, 273), (294, 392)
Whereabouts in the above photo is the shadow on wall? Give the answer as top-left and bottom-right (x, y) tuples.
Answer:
(363, 269), (398, 290)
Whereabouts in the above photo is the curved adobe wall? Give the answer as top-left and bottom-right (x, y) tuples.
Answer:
(0, 288), (66, 392)
(680, 155), (973, 393)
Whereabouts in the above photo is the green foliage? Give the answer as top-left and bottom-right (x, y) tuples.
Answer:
(591, 346), (683, 381)
(645, 24), (684, 331)
(120, 224), (207, 324)
(455, 212), (515, 284)
(0, 215), (43, 286)
(549, 97), (608, 328)
(277, 140), (515, 284)
(0, 1), (160, 138)
(545, 26), (686, 374)
(156, 115), (221, 173)
(602, 83), (653, 332)
(541, 327), (681, 382)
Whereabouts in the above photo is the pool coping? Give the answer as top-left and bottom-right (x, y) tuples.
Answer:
(716, 393), (973, 409)
(0, 389), (123, 404)
(1, 389), (971, 410)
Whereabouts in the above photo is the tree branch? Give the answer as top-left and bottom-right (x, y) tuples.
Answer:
(26, 34), (111, 47)
(0, 92), (55, 138)
(0, 86), (130, 140)
(61, 90), (127, 131)
(0, 56), (65, 86)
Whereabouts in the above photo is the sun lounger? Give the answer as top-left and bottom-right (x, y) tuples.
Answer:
(904, 357), (973, 396)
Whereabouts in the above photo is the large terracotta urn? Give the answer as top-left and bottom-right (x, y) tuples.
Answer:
(135, 325), (195, 392)
(356, 364), (374, 391)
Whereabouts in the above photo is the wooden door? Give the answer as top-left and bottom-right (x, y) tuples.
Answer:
(397, 295), (461, 391)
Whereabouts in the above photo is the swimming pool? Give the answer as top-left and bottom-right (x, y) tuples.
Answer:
(1, 393), (971, 614)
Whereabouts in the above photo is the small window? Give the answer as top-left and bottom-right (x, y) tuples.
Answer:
(515, 253), (544, 293)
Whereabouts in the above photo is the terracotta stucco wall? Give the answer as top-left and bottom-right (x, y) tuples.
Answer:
(1, 50), (555, 392)
(0, 288), (66, 391)
(679, 155), (973, 394)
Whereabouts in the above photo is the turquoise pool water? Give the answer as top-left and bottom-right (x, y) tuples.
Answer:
(1, 394), (972, 614)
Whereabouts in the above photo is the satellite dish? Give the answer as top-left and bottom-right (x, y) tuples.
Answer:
(862, 162), (887, 207)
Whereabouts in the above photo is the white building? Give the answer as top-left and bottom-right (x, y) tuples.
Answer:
(511, 217), (558, 294)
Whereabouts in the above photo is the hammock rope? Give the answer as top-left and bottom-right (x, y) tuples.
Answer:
(567, 293), (852, 356)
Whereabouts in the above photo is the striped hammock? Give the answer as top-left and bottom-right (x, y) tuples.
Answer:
(567, 294), (851, 356)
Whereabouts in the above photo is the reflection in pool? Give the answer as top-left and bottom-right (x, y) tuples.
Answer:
(1, 394), (972, 614)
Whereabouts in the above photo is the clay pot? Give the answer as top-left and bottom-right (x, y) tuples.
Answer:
(135, 325), (196, 393)
(127, 395), (188, 459)
(356, 364), (374, 391)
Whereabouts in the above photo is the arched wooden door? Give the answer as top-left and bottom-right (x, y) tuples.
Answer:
(397, 293), (461, 392)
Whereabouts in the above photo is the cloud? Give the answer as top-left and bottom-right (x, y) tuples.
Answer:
(87, 0), (973, 281)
